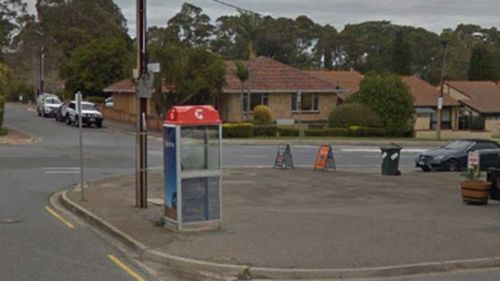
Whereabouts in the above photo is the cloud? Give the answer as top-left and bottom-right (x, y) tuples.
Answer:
(26, 0), (500, 36)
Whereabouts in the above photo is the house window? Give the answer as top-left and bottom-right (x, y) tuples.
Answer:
(431, 108), (452, 129)
(243, 93), (268, 113)
(292, 93), (319, 112)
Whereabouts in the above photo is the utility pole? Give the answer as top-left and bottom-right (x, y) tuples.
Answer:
(437, 41), (448, 141)
(136, 0), (148, 208)
(39, 47), (45, 97)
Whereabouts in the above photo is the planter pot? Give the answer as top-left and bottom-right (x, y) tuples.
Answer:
(461, 180), (491, 205)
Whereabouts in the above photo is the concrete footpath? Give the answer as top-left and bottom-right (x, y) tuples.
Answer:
(57, 168), (500, 280)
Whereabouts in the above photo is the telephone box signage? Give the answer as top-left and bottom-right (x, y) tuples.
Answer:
(274, 144), (294, 169)
(164, 126), (178, 220)
(314, 145), (336, 171)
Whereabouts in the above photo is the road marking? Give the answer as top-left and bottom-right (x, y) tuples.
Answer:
(44, 206), (75, 229)
(43, 167), (80, 174)
(340, 148), (426, 153)
(108, 254), (146, 281)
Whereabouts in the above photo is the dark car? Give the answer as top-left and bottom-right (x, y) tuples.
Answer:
(415, 139), (500, 172)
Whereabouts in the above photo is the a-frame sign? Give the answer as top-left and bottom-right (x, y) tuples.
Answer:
(314, 145), (336, 171)
(274, 144), (294, 169)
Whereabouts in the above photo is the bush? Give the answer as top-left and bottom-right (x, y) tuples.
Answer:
(0, 95), (5, 129)
(325, 128), (348, 136)
(329, 103), (383, 128)
(277, 126), (299, 137)
(349, 74), (415, 135)
(252, 105), (272, 125)
(304, 129), (328, 137)
(254, 125), (277, 137)
(223, 123), (254, 138)
(86, 96), (106, 104)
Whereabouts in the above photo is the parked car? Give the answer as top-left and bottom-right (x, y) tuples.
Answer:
(415, 139), (500, 172)
(105, 97), (114, 108)
(36, 93), (62, 117)
(65, 101), (104, 128)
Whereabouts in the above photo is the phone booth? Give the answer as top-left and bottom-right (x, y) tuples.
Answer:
(163, 105), (222, 232)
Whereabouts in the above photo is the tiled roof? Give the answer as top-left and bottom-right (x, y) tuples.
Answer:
(446, 81), (500, 113)
(306, 70), (364, 92)
(401, 76), (459, 107)
(103, 79), (174, 94)
(224, 56), (338, 93)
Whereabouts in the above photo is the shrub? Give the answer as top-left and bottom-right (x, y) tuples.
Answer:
(329, 103), (383, 128)
(254, 125), (277, 137)
(277, 126), (299, 137)
(0, 95), (5, 129)
(252, 105), (272, 125)
(223, 123), (254, 138)
(86, 96), (106, 104)
(470, 116), (485, 130)
(349, 74), (415, 135)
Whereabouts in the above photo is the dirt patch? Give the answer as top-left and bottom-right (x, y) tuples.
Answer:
(0, 126), (39, 145)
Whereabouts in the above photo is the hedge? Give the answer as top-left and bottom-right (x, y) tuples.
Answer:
(253, 105), (273, 125)
(277, 127), (300, 137)
(86, 96), (106, 104)
(254, 125), (277, 137)
(347, 126), (387, 137)
(329, 103), (383, 128)
(0, 95), (5, 129)
(304, 127), (387, 137)
(223, 123), (254, 138)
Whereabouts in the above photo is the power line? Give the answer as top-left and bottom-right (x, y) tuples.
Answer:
(211, 0), (261, 15)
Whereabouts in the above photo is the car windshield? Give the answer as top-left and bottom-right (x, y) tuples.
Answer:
(45, 97), (61, 104)
(82, 104), (96, 110)
(443, 140), (472, 151)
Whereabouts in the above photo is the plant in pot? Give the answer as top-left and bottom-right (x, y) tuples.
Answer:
(461, 165), (491, 205)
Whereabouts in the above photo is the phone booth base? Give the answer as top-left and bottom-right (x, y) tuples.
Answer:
(163, 106), (222, 232)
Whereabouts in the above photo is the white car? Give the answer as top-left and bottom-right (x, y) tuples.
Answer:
(65, 101), (104, 128)
(105, 97), (114, 108)
(36, 93), (62, 117)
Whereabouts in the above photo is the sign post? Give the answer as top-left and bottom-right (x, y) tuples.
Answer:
(75, 91), (85, 201)
(314, 145), (336, 171)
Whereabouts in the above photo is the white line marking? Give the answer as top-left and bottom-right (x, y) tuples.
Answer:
(44, 171), (80, 174)
(340, 148), (426, 153)
(42, 167), (80, 170)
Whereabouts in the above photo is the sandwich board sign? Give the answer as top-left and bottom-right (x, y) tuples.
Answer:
(314, 145), (336, 171)
(274, 144), (294, 169)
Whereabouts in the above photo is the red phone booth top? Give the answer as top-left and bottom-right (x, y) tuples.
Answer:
(165, 105), (222, 125)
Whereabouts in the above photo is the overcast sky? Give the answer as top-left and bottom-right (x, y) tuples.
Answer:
(26, 0), (500, 36)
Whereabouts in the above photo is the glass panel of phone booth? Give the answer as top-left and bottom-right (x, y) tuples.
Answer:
(180, 125), (220, 171)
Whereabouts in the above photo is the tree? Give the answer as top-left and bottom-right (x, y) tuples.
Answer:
(391, 30), (412, 75)
(315, 24), (338, 69)
(62, 38), (132, 97)
(234, 61), (248, 120)
(0, 0), (29, 50)
(349, 73), (415, 135)
(166, 3), (213, 47)
(468, 43), (497, 81)
(0, 63), (9, 129)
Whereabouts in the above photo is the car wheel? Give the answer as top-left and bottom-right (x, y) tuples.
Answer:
(74, 116), (79, 127)
(421, 166), (432, 172)
(37, 108), (41, 116)
(445, 159), (459, 172)
(96, 121), (102, 128)
(66, 115), (72, 125)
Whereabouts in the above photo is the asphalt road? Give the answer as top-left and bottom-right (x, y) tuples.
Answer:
(3, 103), (500, 281)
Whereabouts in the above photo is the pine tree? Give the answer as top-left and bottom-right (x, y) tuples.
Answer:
(390, 30), (412, 75)
(468, 43), (497, 81)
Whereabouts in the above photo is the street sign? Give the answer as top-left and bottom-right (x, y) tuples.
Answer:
(468, 151), (480, 169)
(314, 145), (336, 171)
(274, 144), (294, 169)
(437, 97), (443, 110)
(148, 63), (160, 73)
